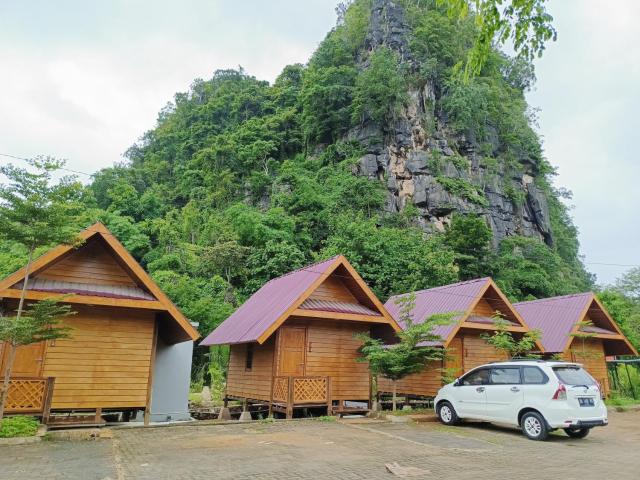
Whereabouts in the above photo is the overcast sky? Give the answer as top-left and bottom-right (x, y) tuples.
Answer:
(0, 0), (638, 285)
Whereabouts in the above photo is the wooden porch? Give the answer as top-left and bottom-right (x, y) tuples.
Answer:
(4, 377), (55, 423)
(269, 375), (370, 418)
(270, 375), (332, 418)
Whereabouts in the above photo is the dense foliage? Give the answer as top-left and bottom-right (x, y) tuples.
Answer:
(0, 1), (596, 380)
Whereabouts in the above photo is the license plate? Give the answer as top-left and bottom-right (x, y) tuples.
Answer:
(578, 398), (594, 407)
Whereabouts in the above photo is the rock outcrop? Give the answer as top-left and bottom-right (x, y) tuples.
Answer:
(349, 0), (553, 246)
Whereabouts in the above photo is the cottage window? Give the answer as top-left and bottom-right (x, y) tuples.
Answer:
(245, 343), (254, 370)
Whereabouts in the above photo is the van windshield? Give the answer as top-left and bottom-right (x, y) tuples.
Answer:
(552, 366), (596, 386)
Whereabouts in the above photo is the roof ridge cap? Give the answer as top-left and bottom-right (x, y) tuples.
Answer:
(514, 291), (593, 305)
(263, 255), (341, 285)
(389, 277), (490, 300)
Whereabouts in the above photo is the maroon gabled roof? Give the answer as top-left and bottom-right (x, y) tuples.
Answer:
(200, 256), (341, 346)
(514, 293), (593, 353)
(384, 278), (490, 345)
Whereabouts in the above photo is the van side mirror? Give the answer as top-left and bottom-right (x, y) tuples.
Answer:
(453, 378), (461, 387)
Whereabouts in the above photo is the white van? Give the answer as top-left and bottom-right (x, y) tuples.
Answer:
(434, 360), (608, 440)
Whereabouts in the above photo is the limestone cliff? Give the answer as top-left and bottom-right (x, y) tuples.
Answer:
(347, 0), (552, 246)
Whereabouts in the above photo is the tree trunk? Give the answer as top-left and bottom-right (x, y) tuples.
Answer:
(0, 245), (35, 420)
(392, 380), (397, 412)
(0, 343), (17, 420)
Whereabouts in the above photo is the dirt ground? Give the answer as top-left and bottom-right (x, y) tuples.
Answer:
(1, 409), (639, 480)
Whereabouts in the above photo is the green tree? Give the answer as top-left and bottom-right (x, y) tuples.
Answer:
(598, 289), (640, 351)
(437, 0), (557, 79)
(352, 47), (407, 124)
(481, 317), (541, 358)
(356, 293), (453, 410)
(0, 158), (83, 418)
(442, 214), (493, 279)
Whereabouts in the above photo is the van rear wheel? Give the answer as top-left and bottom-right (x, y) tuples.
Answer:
(564, 427), (590, 439)
(437, 401), (459, 426)
(520, 411), (549, 441)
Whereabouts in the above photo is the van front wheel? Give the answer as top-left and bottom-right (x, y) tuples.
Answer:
(437, 401), (459, 426)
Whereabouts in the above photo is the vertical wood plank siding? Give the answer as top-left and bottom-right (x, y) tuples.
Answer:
(42, 306), (154, 409)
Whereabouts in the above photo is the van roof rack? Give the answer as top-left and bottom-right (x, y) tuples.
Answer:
(488, 358), (546, 363)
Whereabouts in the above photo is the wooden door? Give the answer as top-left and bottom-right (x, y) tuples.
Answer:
(445, 336), (464, 378)
(0, 341), (45, 378)
(279, 327), (306, 376)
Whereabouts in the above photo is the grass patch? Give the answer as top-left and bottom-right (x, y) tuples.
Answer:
(313, 415), (337, 422)
(0, 416), (39, 438)
(386, 407), (434, 416)
(188, 392), (203, 403)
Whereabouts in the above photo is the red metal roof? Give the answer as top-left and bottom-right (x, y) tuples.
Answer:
(384, 278), (490, 345)
(200, 256), (341, 345)
(514, 293), (593, 353)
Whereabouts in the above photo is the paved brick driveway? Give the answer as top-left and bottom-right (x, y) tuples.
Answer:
(1, 410), (639, 480)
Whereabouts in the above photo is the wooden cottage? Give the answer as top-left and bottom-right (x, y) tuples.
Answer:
(200, 255), (400, 418)
(0, 222), (199, 424)
(377, 278), (544, 398)
(515, 293), (637, 396)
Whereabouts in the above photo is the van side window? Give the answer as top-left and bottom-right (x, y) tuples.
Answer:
(490, 367), (521, 384)
(461, 368), (490, 386)
(522, 366), (548, 384)
(245, 343), (254, 370)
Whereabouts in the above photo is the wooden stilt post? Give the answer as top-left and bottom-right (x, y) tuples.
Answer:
(95, 408), (103, 425)
(286, 376), (294, 419)
(326, 376), (332, 416)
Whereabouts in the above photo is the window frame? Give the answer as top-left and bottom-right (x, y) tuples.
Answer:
(459, 367), (491, 386)
(488, 366), (522, 385)
(521, 366), (549, 385)
(245, 343), (254, 371)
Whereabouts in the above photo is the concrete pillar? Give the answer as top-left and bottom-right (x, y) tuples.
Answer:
(239, 411), (253, 422)
(217, 407), (232, 420)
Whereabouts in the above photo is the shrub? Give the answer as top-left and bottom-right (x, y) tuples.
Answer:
(0, 416), (39, 438)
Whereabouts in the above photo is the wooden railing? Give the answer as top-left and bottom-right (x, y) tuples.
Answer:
(5, 377), (55, 422)
(271, 376), (332, 418)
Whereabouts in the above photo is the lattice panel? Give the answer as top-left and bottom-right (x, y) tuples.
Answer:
(293, 377), (327, 403)
(272, 377), (289, 402)
(6, 379), (46, 412)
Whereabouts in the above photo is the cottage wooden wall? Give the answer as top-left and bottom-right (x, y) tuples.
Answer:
(226, 338), (275, 401)
(42, 306), (155, 410)
(377, 331), (508, 397)
(37, 240), (139, 288)
(302, 320), (371, 401)
(564, 338), (609, 394)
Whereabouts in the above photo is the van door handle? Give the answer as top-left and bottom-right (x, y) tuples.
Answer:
(476, 387), (485, 393)
(510, 387), (520, 392)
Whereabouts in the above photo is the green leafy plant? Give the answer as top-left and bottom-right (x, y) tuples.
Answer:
(436, 177), (489, 207)
(481, 316), (541, 358)
(357, 293), (454, 410)
(0, 415), (39, 438)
